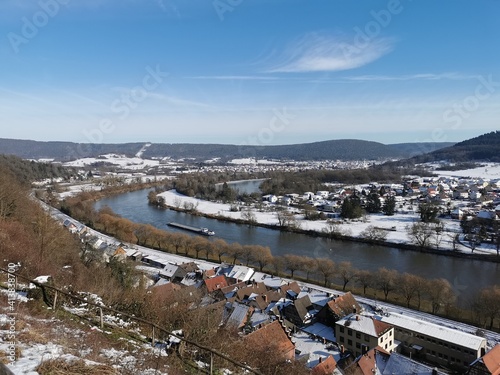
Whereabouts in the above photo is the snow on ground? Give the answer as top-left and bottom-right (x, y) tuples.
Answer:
(228, 158), (280, 165)
(432, 162), (500, 179)
(157, 190), (488, 254)
(293, 328), (339, 368)
(63, 154), (161, 170)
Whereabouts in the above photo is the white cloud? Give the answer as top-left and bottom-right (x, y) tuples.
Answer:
(343, 73), (480, 82)
(266, 33), (394, 73)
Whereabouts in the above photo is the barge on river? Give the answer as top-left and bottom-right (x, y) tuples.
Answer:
(167, 222), (215, 236)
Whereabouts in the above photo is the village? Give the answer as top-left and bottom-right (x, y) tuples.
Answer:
(48, 194), (500, 375)
(155, 163), (500, 256)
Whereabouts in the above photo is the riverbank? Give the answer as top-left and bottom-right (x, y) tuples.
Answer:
(156, 189), (500, 262)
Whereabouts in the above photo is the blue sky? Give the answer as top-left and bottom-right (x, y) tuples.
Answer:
(1, 0), (499, 146)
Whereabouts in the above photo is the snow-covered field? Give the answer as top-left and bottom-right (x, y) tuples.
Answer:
(430, 162), (500, 179)
(157, 190), (494, 255)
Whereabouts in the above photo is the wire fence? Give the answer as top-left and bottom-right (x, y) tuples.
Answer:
(0, 267), (263, 375)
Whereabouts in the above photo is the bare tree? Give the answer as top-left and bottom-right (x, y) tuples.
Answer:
(428, 278), (455, 314)
(360, 225), (388, 242)
(253, 246), (273, 272)
(191, 237), (208, 259)
(433, 222), (445, 249)
(355, 270), (373, 295)
(322, 219), (344, 239)
(406, 222), (435, 249)
(315, 258), (336, 287)
(376, 268), (398, 301)
(173, 197), (182, 209)
(275, 209), (299, 229)
(337, 261), (356, 291)
(476, 285), (500, 329)
(299, 256), (317, 281)
(212, 238), (229, 262)
(448, 232), (459, 251)
(171, 233), (187, 254)
(240, 245), (255, 267)
(397, 273), (419, 307)
(283, 254), (303, 278)
(241, 209), (257, 224)
(227, 242), (244, 265)
(269, 256), (285, 276)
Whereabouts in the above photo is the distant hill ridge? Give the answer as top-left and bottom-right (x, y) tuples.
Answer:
(0, 137), (453, 162)
(398, 131), (500, 164)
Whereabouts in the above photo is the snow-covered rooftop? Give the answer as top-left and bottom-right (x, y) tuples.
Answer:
(377, 312), (487, 350)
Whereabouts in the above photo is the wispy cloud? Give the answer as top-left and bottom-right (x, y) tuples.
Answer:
(145, 92), (212, 108)
(266, 33), (394, 73)
(188, 75), (281, 81)
(343, 72), (480, 82)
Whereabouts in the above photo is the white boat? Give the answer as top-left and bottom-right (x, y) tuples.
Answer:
(200, 227), (215, 236)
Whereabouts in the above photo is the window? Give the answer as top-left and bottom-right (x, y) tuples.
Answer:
(385, 343), (388, 349)
(356, 332), (361, 339)
(364, 334), (370, 342)
(389, 340), (392, 346)
(339, 327), (344, 333)
(340, 336), (344, 343)
(348, 329), (352, 336)
(348, 339), (353, 346)
(431, 351), (436, 356)
(356, 342), (361, 349)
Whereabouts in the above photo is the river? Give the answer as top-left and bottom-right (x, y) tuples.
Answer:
(94, 187), (499, 305)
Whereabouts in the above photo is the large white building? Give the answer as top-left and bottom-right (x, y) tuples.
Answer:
(378, 312), (488, 370)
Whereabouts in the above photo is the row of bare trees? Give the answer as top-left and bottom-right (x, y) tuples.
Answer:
(61, 191), (500, 330)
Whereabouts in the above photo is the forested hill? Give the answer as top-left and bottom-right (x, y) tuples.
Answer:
(395, 131), (500, 164)
(0, 138), (453, 162)
(143, 139), (407, 161)
(0, 138), (144, 161)
(0, 154), (76, 185)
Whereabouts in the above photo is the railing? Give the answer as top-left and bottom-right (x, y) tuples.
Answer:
(0, 267), (263, 375)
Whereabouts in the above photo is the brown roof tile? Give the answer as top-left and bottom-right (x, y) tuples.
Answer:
(245, 320), (295, 360)
(205, 275), (229, 293)
(326, 291), (361, 319)
(483, 344), (500, 375)
(312, 355), (338, 375)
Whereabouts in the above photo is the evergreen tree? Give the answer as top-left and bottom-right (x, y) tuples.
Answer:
(382, 195), (396, 216)
(366, 192), (382, 213)
(418, 202), (441, 223)
(341, 196), (363, 219)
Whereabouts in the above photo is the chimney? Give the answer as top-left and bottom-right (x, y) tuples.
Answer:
(356, 315), (360, 321)
(319, 357), (322, 364)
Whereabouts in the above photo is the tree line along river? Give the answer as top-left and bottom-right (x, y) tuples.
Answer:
(94, 185), (499, 306)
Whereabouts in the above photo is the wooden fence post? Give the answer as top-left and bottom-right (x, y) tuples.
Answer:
(99, 308), (104, 329)
(52, 291), (58, 310)
(152, 325), (155, 347)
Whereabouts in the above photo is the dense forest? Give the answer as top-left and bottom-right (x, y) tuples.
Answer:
(390, 131), (500, 165)
(0, 154), (78, 184)
(0, 137), (453, 162)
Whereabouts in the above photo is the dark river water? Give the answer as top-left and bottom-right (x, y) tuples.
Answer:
(95, 185), (499, 304)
